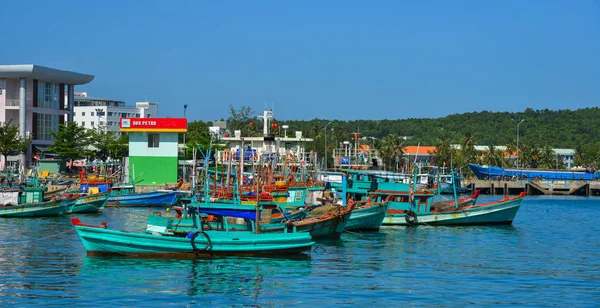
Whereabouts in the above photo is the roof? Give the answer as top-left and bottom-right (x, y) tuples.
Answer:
(75, 96), (125, 103)
(553, 148), (575, 155)
(0, 64), (94, 85)
(403, 146), (436, 155)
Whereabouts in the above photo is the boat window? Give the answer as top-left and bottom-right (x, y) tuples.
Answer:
(148, 133), (160, 148)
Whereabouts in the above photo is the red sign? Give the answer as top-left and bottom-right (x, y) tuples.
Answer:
(120, 118), (187, 132)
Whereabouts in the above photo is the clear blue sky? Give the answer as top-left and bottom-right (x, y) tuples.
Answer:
(1, 1), (598, 121)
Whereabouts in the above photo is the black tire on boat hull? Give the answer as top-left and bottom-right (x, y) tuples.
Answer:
(405, 211), (418, 226)
(191, 231), (211, 251)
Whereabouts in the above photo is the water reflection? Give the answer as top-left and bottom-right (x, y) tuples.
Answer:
(77, 255), (312, 304)
(0, 216), (84, 305)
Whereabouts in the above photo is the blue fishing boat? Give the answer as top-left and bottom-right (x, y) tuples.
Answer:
(469, 163), (600, 181)
(107, 190), (179, 207)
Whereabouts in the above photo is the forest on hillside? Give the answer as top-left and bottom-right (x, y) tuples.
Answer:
(184, 106), (600, 170)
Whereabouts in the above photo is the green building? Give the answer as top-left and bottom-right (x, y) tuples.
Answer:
(120, 117), (187, 185)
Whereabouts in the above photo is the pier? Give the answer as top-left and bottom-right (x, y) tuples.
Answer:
(465, 180), (600, 196)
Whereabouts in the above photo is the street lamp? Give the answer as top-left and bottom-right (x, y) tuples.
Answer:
(511, 119), (524, 176)
(324, 121), (332, 170)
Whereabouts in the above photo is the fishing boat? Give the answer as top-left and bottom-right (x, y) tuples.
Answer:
(289, 207), (352, 239)
(0, 187), (69, 217)
(68, 193), (109, 214)
(149, 201), (349, 240)
(72, 204), (315, 257)
(437, 174), (470, 194)
(381, 192), (526, 226)
(107, 190), (179, 207)
(344, 197), (389, 231)
(469, 163), (600, 181)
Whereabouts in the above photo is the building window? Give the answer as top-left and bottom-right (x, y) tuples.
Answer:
(82, 121), (85, 127)
(108, 112), (113, 116)
(82, 112), (86, 116)
(37, 82), (59, 109)
(135, 113), (140, 117)
(122, 113), (127, 118)
(148, 133), (160, 148)
(91, 121), (95, 126)
(36, 114), (59, 141)
(91, 112), (95, 117)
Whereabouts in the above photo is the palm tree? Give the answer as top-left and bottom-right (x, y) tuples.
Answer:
(505, 137), (517, 167)
(538, 145), (556, 169)
(434, 133), (452, 168)
(520, 142), (541, 168)
(460, 131), (477, 163)
(483, 145), (505, 167)
(379, 134), (404, 172)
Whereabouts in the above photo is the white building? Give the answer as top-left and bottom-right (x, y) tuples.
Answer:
(216, 109), (315, 165)
(70, 92), (158, 134)
(0, 64), (94, 169)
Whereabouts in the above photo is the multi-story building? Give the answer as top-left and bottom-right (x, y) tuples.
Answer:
(0, 64), (94, 169)
(71, 92), (158, 133)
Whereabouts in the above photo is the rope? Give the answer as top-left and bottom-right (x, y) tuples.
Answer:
(343, 229), (365, 236)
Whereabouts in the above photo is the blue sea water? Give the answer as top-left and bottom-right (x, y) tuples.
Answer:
(0, 196), (599, 307)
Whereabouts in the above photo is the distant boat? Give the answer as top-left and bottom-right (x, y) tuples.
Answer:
(107, 190), (179, 207)
(68, 193), (109, 214)
(469, 164), (600, 181)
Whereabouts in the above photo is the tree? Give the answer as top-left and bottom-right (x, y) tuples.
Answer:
(89, 124), (118, 161)
(537, 145), (557, 169)
(379, 134), (405, 172)
(0, 121), (30, 172)
(109, 134), (129, 160)
(483, 145), (505, 167)
(228, 105), (259, 137)
(49, 122), (93, 169)
(505, 137), (517, 167)
(185, 120), (212, 159)
(434, 132), (453, 168)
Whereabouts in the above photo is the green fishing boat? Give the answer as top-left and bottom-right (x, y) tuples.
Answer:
(344, 200), (389, 231)
(68, 193), (109, 214)
(72, 204), (315, 258)
(0, 187), (69, 217)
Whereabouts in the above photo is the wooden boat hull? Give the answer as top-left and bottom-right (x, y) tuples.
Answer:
(73, 223), (314, 258)
(69, 194), (109, 214)
(0, 199), (69, 217)
(107, 191), (179, 207)
(293, 210), (351, 239)
(383, 194), (524, 226)
(345, 202), (388, 231)
(147, 210), (349, 240)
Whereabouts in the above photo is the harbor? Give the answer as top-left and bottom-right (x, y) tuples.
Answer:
(0, 196), (598, 306)
(1, 1), (599, 306)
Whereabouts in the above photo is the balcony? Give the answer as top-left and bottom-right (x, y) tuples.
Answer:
(5, 99), (20, 107)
